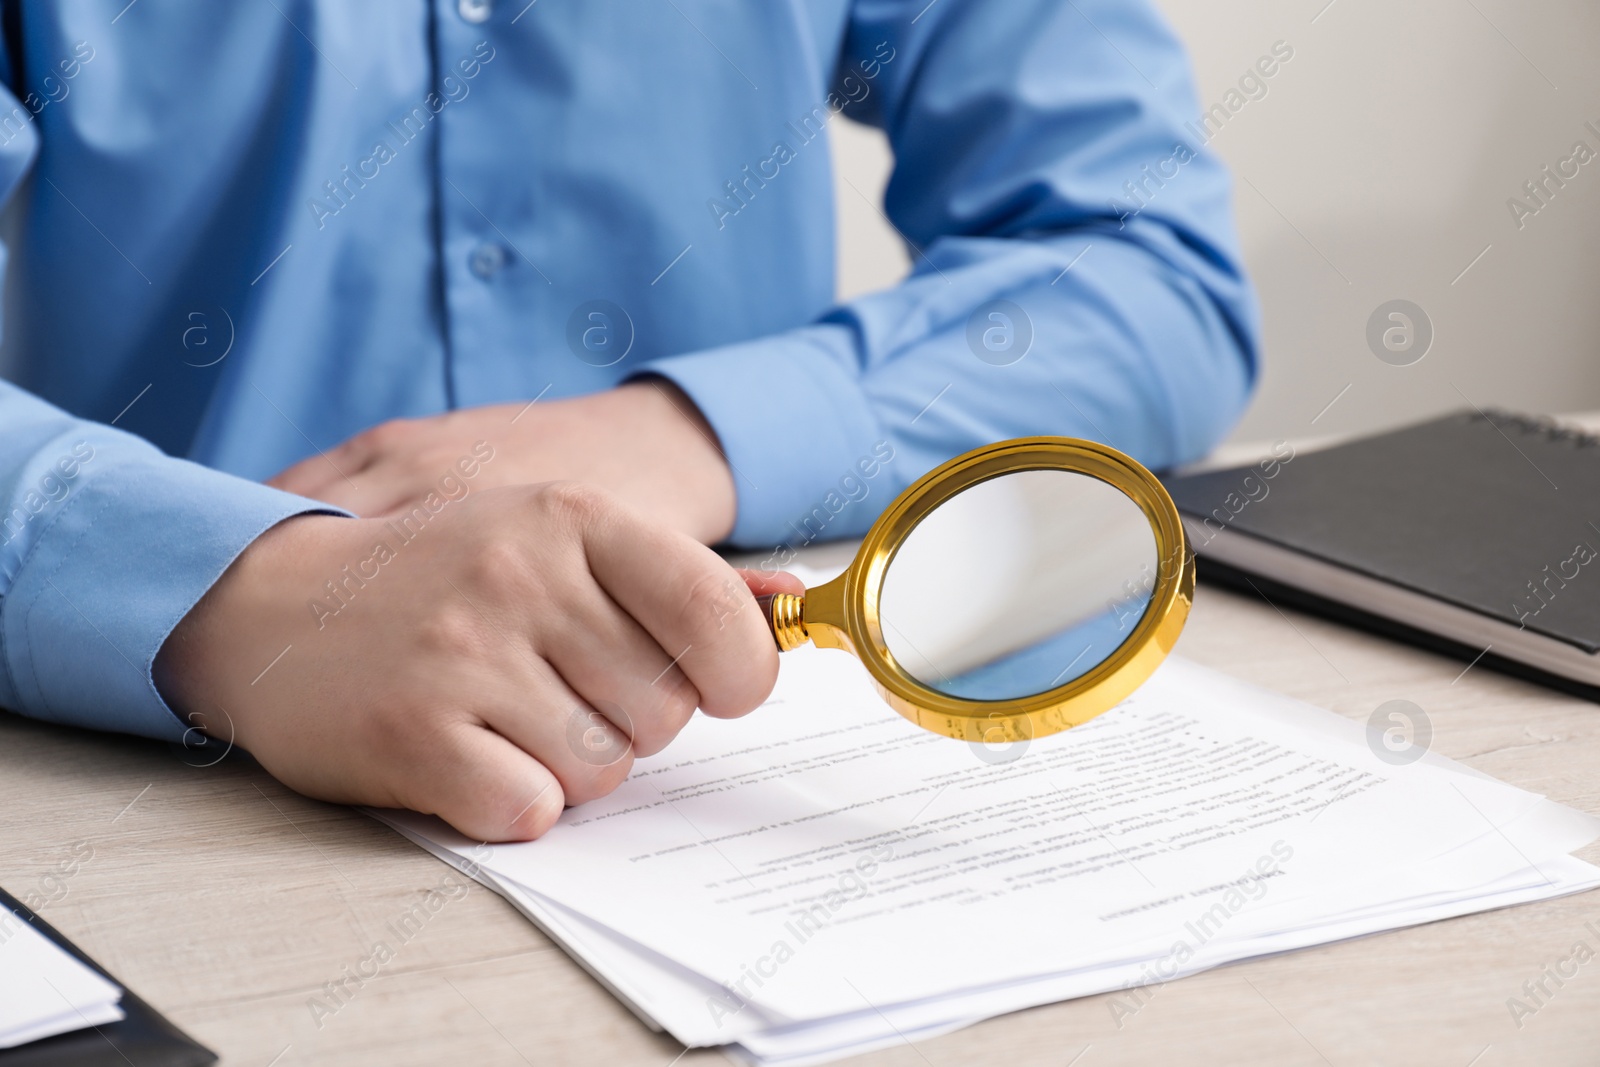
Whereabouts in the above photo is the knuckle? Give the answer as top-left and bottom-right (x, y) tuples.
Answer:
(563, 702), (635, 765)
(380, 722), (510, 833)
(538, 480), (610, 528)
(632, 674), (700, 757)
(678, 569), (747, 640)
(558, 749), (635, 807)
(594, 747), (635, 793)
(415, 605), (487, 662)
(365, 418), (409, 449)
(359, 700), (437, 774)
(656, 669), (701, 729)
(463, 534), (531, 592)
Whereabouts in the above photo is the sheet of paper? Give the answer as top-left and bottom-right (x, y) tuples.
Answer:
(0, 908), (123, 1048)
(437, 657), (1540, 1013)
(380, 812), (1598, 1065)
(381, 647), (1599, 1034)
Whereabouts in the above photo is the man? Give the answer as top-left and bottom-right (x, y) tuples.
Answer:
(0, 0), (1256, 841)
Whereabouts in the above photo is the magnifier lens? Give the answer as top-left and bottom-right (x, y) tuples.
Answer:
(753, 436), (1191, 742)
(876, 469), (1159, 702)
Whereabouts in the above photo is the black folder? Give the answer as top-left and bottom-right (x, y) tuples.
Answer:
(0, 887), (216, 1066)
(1163, 409), (1600, 699)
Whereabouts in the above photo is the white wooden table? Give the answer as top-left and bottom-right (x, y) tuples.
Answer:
(4, 561), (1600, 1065)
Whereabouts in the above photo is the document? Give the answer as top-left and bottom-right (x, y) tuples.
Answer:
(376, 644), (1600, 1065)
(0, 906), (123, 1048)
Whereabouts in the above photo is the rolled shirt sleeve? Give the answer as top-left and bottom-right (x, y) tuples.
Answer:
(638, 0), (1259, 549)
(0, 384), (343, 741)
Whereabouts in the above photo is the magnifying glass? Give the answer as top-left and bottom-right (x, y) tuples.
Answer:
(755, 437), (1192, 744)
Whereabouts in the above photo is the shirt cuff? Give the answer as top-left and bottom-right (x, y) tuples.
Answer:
(634, 324), (893, 549)
(0, 455), (345, 742)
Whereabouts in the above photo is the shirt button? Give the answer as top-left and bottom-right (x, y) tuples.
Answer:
(458, 0), (492, 23)
(469, 242), (508, 279)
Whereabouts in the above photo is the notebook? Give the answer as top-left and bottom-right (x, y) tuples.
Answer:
(1163, 409), (1600, 697)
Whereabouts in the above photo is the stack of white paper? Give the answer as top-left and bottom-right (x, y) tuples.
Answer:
(376, 648), (1600, 1066)
(0, 908), (123, 1048)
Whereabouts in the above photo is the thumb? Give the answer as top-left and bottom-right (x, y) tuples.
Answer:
(736, 567), (806, 597)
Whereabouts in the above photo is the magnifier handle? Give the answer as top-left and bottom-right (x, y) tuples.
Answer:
(754, 592), (810, 652)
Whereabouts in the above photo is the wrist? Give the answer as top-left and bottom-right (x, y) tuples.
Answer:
(153, 513), (365, 742)
(617, 379), (738, 543)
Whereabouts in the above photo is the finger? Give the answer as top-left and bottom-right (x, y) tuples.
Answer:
(266, 453), (338, 497)
(579, 492), (778, 720)
(369, 484), (443, 520)
(266, 450), (362, 498)
(540, 581), (704, 758)
(403, 722), (567, 842)
(474, 656), (637, 807)
(305, 464), (416, 517)
(737, 568), (806, 597)
(268, 428), (383, 498)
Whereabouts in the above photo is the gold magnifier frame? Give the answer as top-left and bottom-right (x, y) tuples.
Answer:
(758, 437), (1193, 743)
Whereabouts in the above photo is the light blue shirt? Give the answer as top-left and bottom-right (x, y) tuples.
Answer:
(0, 0), (1256, 742)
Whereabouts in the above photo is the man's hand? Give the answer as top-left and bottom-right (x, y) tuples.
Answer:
(267, 381), (738, 544)
(154, 483), (799, 841)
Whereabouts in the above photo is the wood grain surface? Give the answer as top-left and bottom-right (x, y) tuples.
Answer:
(3, 577), (1599, 1066)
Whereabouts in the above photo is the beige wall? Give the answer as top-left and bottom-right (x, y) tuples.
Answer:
(829, 0), (1600, 442)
